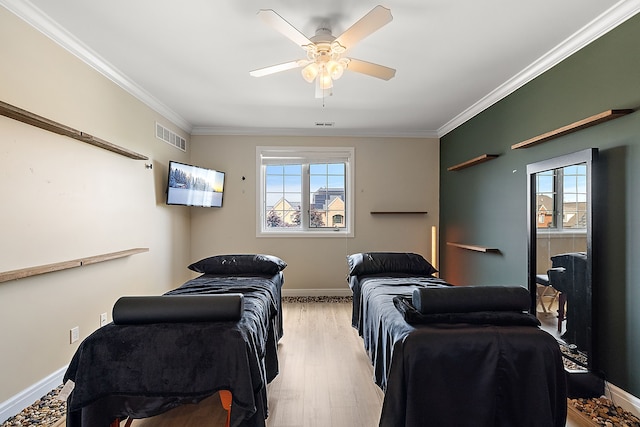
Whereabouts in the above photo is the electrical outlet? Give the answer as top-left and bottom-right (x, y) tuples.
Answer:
(70, 326), (79, 344)
(100, 313), (108, 327)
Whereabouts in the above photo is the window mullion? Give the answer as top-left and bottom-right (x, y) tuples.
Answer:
(556, 169), (564, 230)
(302, 163), (310, 231)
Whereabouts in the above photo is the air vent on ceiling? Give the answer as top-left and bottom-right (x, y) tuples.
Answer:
(156, 122), (186, 152)
(315, 122), (335, 127)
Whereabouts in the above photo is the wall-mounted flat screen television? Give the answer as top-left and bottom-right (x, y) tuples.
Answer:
(166, 161), (225, 207)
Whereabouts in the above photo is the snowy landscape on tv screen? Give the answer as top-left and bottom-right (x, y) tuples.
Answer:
(167, 162), (225, 207)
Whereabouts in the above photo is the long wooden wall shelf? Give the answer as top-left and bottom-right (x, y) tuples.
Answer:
(511, 109), (633, 150)
(370, 211), (428, 214)
(0, 100), (148, 160)
(447, 154), (499, 171)
(447, 242), (500, 253)
(0, 248), (149, 283)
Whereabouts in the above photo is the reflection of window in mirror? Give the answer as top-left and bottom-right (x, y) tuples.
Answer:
(535, 164), (587, 230)
(563, 164), (587, 229)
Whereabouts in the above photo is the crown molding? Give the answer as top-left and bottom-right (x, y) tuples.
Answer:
(4, 0), (637, 139)
(190, 125), (440, 139)
(437, 0), (640, 137)
(0, 0), (192, 133)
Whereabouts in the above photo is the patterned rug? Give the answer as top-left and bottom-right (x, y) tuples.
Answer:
(283, 295), (352, 304)
(1, 385), (65, 427)
(558, 341), (588, 371)
(569, 397), (640, 426)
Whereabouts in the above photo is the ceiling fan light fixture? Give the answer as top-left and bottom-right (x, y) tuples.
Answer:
(326, 60), (344, 80)
(301, 63), (319, 83)
(330, 41), (346, 54)
(252, 6), (395, 98)
(318, 66), (333, 90)
(304, 44), (318, 60)
(315, 75), (333, 98)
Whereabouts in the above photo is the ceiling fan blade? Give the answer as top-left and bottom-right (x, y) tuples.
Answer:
(346, 58), (396, 80)
(334, 5), (393, 50)
(250, 60), (307, 77)
(257, 9), (313, 48)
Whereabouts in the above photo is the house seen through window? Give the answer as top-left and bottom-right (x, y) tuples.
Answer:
(258, 147), (353, 236)
(535, 163), (587, 230)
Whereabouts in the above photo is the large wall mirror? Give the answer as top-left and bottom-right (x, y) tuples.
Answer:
(527, 148), (602, 396)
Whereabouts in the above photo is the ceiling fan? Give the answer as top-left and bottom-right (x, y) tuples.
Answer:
(249, 5), (396, 98)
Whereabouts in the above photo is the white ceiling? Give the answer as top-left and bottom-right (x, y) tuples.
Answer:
(3, 0), (639, 138)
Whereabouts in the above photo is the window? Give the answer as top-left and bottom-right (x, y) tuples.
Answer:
(257, 147), (354, 236)
(535, 163), (587, 230)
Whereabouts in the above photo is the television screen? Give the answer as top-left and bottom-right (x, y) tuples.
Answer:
(166, 161), (225, 207)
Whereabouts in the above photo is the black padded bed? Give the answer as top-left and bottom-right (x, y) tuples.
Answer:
(63, 254), (286, 427)
(347, 252), (567, 427)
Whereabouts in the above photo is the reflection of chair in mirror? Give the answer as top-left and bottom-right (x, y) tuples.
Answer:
(547, 252), (588, 351)
(535, 273), (561, 314)
(544, 268), (567, 332)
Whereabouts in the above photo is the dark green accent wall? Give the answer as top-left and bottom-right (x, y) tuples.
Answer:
(440, 14), (640, 396)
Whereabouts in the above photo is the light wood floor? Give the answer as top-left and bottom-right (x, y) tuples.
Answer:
(99, 301), (584, 426)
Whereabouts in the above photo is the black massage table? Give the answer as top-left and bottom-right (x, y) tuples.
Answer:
(347, 252), (567, 427)
(63, 254), (285, 427)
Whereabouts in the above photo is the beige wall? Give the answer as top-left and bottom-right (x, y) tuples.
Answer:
(0, 8), (192, 402)
(190, 135), (440, 292)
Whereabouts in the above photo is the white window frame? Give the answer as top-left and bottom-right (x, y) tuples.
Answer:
(256, 146), (354, 237)
(535, 165), (588, 233)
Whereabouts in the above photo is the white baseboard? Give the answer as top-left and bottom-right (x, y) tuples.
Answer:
(282, 288), (352, 297)
(605, 381), (640, 418)
(0, 366), (67, 423)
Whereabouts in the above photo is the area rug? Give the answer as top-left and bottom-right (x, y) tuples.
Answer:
(283, 295), (352, 304)
(1, 385), (65, 427)
(558, 340), (588, 371)
(569, 397), (640, 426)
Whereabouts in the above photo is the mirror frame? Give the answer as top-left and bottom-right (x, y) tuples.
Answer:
(526, 148), (603, 397)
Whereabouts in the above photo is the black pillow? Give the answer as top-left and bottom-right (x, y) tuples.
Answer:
(412, 285), (530, 315)
(347, 252), (437, 277)
(188, 254), (287, 275)
(112, 294), (244, 324)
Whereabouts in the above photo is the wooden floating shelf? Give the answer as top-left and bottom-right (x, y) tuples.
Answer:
(0, 248), (149, 283)
(447, 242), (500, 253)
(511, 109), (634, 150)
(370, 211), (428, 214)
(0, 100), (148, 160)
(447, 154), (499, 171)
